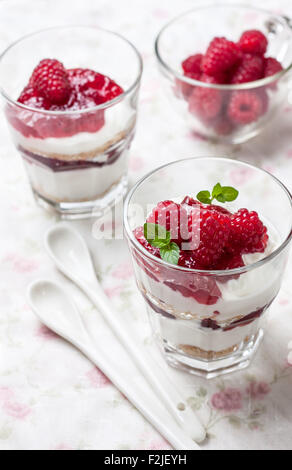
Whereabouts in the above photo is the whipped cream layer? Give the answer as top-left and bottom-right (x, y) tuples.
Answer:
(11, 103), (135, 157)
(156, 313), (262, 353)
(24, 149), (128, 202)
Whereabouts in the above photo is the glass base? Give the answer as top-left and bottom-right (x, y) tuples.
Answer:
(192, 123), (266, 145)
(32, 175), (128, 220)
(162, 329), (263, 379)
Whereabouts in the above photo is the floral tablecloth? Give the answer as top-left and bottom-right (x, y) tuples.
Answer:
(0, 0), (292, 450)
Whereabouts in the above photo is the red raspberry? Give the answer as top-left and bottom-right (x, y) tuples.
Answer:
(188, 86), (223, 121)
(30, 59), (71, 105)
(227, 90), (264, 125)
(256, 87), (269, 115)
(18, 85), (51, 110)
(238, 30), (268, 56)
(215, 251), (244, 270)
(214, 251), (244, 282)
(202, 37), (240, 77)
(230, 54), (264, 84)
(146, 200), (189, 246)
(68, 68), (123, 104)
(187, 206), (231, 268)
(175, 72), (199, 100)
(205, 204), (232, 217)
(213, 116), (235, 136)
(181, 196), (204, 209)
(228, 208), (268, 254)
(133, 226), (161, 258)
(182, 54), (203, 75)
(182, 197), (232, 216)
(264, 57), (283, 78)
(178, 252), (204, 270)
(200, 73), (227, 84)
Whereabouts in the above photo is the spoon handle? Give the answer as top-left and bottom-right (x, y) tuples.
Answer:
(78, 278), (205, 443)
(69, 338), (200, 450)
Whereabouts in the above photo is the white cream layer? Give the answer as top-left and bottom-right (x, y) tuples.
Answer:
(157, 314), (262, 352)
(24, 150), (127, 202)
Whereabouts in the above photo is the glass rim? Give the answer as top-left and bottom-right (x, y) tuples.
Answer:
(124, 156), (292, 277)
(154, 3), (291, 91)
(0, 24), (143, 115)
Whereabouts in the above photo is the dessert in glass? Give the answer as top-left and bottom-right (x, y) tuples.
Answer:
(0, 26), (142, 218)
(155, 5), (292, 144)
(124, 158), (292, 378)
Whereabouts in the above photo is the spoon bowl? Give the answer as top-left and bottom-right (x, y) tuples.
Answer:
(28, 279), (90, 344)
(46, 224), (97, 284)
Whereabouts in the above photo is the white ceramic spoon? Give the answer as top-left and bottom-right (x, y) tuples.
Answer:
(28, 280), (200, 450)
(45, 222), (206, 443)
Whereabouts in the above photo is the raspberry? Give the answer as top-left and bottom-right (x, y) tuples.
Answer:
(220, 252), (244, 270)
(200, 73), (227, 84)
(182, 54), (203, 75)
(181, 196), (204, 209)
(213, 116), (235, 136)
(178, 252), (204, 270)
(30, 59), (71, 105)
(230, 54), (264, 84)
(213, 251), (245, 282)
(146, 200), (189, 246)
(187, 206), (231, 268)
(264, 57), (283, 78)
(205, 204), (232, 217)
(134, 226), (160, 255)
(238, 30), (268, 56)
(202, 37), (239, 76)
(227, 90), (264, 125)
(182, 197), (232, 216)
(188, 86), (223, 121)
(68, 68), (123, 104)
(175, 72), (199, 100)
(256, 87), (269, 115)
(18, 86), (51, 110)
(228, 208), (268, 254)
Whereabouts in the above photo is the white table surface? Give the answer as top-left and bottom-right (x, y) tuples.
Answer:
(0, 0), (292, 450)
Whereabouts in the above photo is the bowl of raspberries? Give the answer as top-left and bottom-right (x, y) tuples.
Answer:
(155, 5), (290, 143)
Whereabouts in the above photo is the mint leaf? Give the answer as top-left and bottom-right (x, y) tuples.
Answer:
(215, 194), (226, 203)
(196, 190), (212, 204)
(212, 182), (222, 199)
(197, 183), (239, 204)
(160, 242), (180, 265)
(221, 186), (239, 202)
(144, 223), (170, 248)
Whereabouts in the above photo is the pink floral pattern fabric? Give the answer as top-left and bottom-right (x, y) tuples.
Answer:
(0, 0), (292, 451)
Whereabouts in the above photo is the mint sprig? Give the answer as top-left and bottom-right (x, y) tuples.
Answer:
(197, 182), (238, 205)
(144, 223), (180, 265)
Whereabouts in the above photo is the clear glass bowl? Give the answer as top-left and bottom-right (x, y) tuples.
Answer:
(0, 26), (142, 219)
(124, 157), (292, 378)
(155, 4), (292, 144)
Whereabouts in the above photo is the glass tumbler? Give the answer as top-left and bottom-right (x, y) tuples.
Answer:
(155, 4), (292, 144)
(0, 26), (142, 218)
(124, 157), (292, 378)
